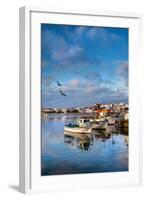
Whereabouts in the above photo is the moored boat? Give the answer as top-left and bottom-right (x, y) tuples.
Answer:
(106, 116), (116, 125)
(92, 120), (108, 130)
(64, 125), (92, 133)
(64, 118), (92, 133)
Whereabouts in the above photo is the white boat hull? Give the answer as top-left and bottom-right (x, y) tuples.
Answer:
(92, 122), (108, 130)
(64, 126), (92, 133)
(106, 117), (116, 125)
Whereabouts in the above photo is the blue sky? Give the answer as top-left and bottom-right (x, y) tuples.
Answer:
(41, 24), (128, 108)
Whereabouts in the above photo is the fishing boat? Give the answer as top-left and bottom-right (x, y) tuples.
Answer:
(106, 116), (116, 125)
(64, 124), (92, 133)
(92, 120), (108, 130)
(64, 119), (92, 133)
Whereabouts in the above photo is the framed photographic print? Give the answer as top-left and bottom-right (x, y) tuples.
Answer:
(19, 7), (142, 193)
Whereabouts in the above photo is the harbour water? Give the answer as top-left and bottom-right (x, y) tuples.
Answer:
(41, 114), (128, 176)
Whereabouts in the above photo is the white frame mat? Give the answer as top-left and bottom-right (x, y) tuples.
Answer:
(19, 7), (143, 194)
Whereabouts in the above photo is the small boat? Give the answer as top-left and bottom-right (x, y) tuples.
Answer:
(64, 119), (92, 134)
(106, 116), (116, 125)
(92, 120), (108, 130)
(64, 125), (92, 133)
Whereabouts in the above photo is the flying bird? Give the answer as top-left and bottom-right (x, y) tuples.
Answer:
(57, 80), (62, 86)
(59, 90), (66, 96)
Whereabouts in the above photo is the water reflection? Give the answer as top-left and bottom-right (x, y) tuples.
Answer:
(64, 132), (93, 151)
(64, 127), (128, 151)
(41, 114), (128, 176)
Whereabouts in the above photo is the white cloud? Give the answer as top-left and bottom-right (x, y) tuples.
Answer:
(52, 46), (83, 61)
(116, 60), (128, 88)
(70, 79), (80, 87)
(86, 27), (122, 43)
(117, 61), (128, 75)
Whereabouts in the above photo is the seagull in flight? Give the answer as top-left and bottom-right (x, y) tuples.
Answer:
(59, 90), (66, 96)
(57, 80), (62, 86)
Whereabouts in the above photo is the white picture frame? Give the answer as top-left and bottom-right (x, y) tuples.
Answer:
(19, 6), (143, 194)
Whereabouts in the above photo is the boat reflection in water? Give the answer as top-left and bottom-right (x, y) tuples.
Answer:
(64, 132), (94, 151)
(41, 115), (128, 176)
(63, 130), (111, 151)
(64, 125), (128, 151)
